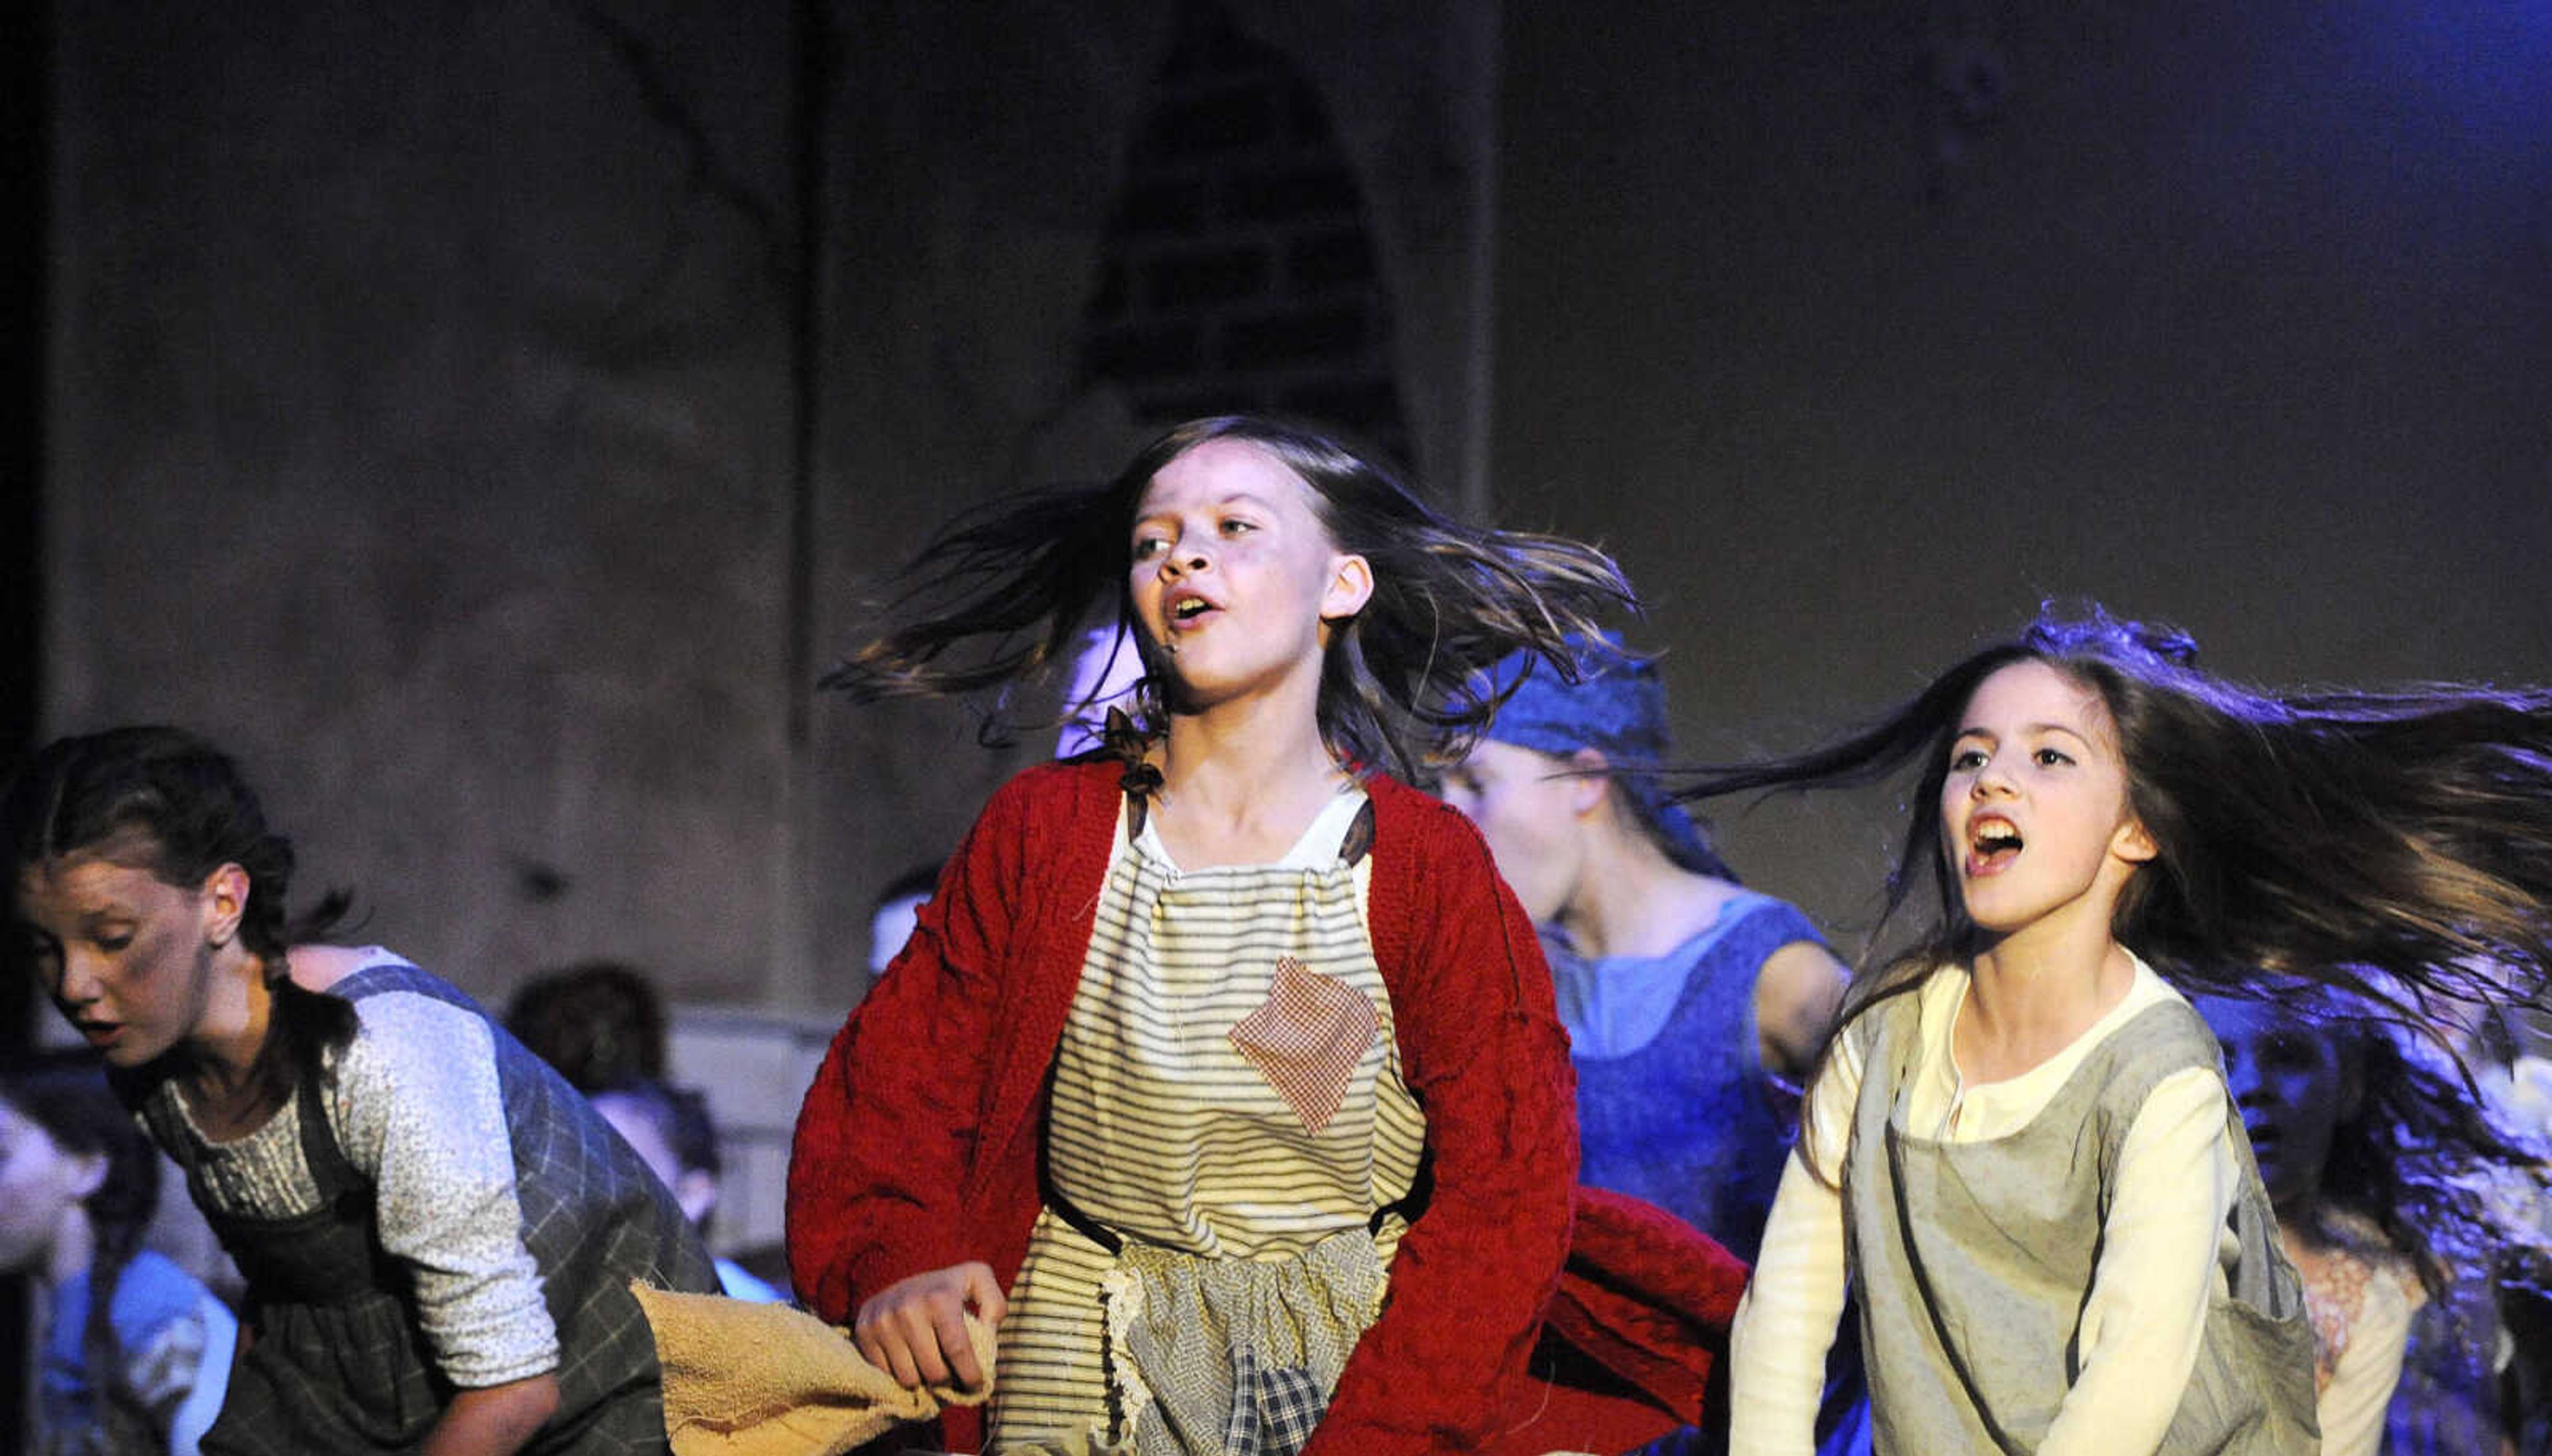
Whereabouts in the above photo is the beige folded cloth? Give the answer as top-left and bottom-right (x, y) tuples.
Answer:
(632, 1283), (994, 1456)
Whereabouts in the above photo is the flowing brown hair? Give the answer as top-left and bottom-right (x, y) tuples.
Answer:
(1675, 603), (2552, 1180)
(823, 415), (1636, 779)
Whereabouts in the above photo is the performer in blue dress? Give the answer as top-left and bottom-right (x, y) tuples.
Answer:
(1439, 638), (1864, 1453)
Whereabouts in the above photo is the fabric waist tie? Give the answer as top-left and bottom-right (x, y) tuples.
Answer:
(1041, 1149), (1433, 1257)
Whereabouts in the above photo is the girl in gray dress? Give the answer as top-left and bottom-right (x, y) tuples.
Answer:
(1693, 604), (2552, 1455)
(5, 726), (720, 1455)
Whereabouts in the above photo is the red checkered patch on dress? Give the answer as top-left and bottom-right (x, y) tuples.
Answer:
(1227, 957), (1378, 1134)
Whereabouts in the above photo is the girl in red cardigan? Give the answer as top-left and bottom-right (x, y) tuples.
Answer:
(790, 416), (1737, 1455)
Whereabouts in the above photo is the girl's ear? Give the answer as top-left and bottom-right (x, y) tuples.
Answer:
(199, 862), (251, 948)
(1565, 748), (1614, 815)
(1320, 553), (1374, 622)
(2111, 816), (2159, 865)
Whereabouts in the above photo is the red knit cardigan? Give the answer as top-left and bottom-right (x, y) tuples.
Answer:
(788, 758), (1737, 1453)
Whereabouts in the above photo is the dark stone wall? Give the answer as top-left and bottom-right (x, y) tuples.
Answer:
(39, 2), (1496, 1013)
(49, 3), (801, 1005)
(35, 0), (2551, 1002)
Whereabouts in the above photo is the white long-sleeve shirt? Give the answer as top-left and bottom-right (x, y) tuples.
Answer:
(150, 960), (559, 1386)
(1729, 957), (2240, 1456)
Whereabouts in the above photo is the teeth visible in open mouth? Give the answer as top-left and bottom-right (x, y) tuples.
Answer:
(1974, 823), (2022, 853)
(1174, 599), (1210, 620)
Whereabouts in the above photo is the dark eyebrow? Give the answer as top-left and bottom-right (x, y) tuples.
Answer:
(1134, 492), (1281, 522)
(1956, 722), (2092, 743)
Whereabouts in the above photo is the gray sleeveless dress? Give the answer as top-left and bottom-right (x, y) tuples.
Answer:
(1844, 995), (2318, 1455)
(130, 960), (718, 1454)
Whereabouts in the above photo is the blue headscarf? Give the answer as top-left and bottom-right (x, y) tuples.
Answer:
(1480, 635), (1733, 880)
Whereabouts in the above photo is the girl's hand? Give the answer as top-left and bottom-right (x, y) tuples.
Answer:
(855, 1261), (1007, 1390)
(417, 1372), (560, 1456)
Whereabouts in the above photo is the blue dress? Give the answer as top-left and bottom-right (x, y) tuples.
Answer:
(1554, 892), (1869, 1456)
(1554, 892), (1819, 1265)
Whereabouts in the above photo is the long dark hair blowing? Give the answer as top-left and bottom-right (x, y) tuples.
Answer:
(4, 1051), (169, 1450)
(821, 415), (1636, 779)
(2316, 1009), (2547, 1305)
(2, 726), (357, 1122)
(1675, 603), (2552, 1176)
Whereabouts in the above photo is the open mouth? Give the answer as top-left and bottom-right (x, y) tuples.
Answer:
(1966, 817), (2022, 875)
(2242, 1125), (2283, 1174)
(1168, 593), (1218, 625)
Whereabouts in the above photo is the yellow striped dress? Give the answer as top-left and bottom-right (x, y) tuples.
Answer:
(988, 787), (1428, 1455)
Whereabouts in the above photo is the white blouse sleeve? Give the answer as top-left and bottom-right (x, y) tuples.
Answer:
(2036, 1066), (2239, 1456)
(330, 994), (560, 1386)
(1729, 1028), (1862, 1456)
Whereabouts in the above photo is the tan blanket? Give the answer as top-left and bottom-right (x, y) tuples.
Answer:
(632, 1283), (994, 1456)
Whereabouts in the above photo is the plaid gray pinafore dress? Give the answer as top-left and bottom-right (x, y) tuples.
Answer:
(132, 961), (718, 1455)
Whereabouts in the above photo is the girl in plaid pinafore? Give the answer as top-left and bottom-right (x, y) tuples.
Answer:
(5, 727), (722, 1455)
